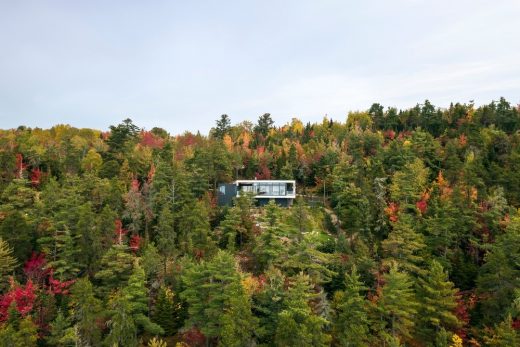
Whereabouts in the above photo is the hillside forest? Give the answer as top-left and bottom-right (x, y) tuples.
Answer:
(1, 98), (520, 346)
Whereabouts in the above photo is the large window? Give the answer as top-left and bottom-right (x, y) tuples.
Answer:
(238, 182), (293, 196)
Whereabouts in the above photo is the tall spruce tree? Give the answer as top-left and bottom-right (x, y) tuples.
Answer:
(416, 260), (460, 340)
(332, 266), (370, 346)
(375, 264), (419, 344)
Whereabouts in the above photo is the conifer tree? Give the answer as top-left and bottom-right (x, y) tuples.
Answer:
(180, 251), (244, 342)
(46, 311), (76, 346)
(382, 213), (426, 275)
(68, 277), (102, 347)
(484, 315), (520, 347)
(390, 158), (429, 208)
(375, 264), (419, 344)
(477, 214), (520, 323)
(94, 244), (134, 297)
(219, 284), (258, 347)
(0, 237), (17, 291)
(274, 273), (331, 347)
(37, 225), (80, 281)
(105, 290), (138, 347)
(218, 207), (245, 251)
(156, 205), (176, 262)
(122, 261), (164, 335)
(332, 266), (370, 346)
(177, 199), (215, 257)
(153, 286), (183, 336)
(416, 260), (459, 339)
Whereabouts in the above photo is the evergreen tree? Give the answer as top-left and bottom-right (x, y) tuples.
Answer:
(94, 244), (134, 297)
(254, 113), (274, 138)
(105, 290), (138, 347)
(156, 205), (176, 262)
(180, 251), (244, 342)
(274, 273), (331, 347)
(37, 225), (80, 281)
(477, 214), (520, 323)
(382, 213), (426, 275)
(68, 277), (103, 346)
(46, 311), (76, 346)
(332, 266), (370, 347)
(122, 261), (164, 335)
(218, 206), (245, 251)
(484, 315), (520, 347)
(177, 199), (215, 257)
(416, 260), (460, 340)
(214, 114), (232, 139)
(0, 237), (17, 291)
(153, 286), (183, 336)
(390, 158), (429, 208)
(219, 285), (258, 347)
(375, 264), (419, 344)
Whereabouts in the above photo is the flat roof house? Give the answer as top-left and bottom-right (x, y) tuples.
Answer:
(217, 180), (296, 207)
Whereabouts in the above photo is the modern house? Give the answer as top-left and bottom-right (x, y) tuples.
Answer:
(217, 180), (296, 207)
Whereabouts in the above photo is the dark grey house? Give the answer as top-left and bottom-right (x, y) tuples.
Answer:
(217, 180), (296, 207)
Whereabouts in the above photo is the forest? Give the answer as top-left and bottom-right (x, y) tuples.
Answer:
(0, 98), (520, 346)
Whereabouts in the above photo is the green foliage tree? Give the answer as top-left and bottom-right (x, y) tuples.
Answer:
(477, 214), (520, 323)
(375, 264), (419, 344)
(274, 273), (331, 347)
(153, 286), (183, 336)
(68, 277), (103, 346)
(382, 213), (426, 275)
(254, 113), (274, 138)
(214, 114), (232, 139)
(105, 290), (138, 347)
(122, 261), (164, 335)
(0, 237), (17, 291)
(484, 315), (520, 347)
(331, 266), (370, 346)
(180, 251), (249, 342)
(94, 244), (134, 297)
(0, 317), (38, 347)
(416, 260), (460, 340)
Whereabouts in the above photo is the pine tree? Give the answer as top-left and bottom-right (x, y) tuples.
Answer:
(390, 158), (429, 208)
(254, 266), (286, 344)
(484, 315), (520, 347)
(177, 199), (215, 257)
(76, 202), (103, 274)
(214, 114), (232, 139)
(375, 264), (419, 344)
(37, 225), (80, 281)
(382, 213), (426, 276)
(105, 290), (138, 347)
(123, 261), (164, 335)
(180, 251), (244, 341)
(332, 266), (370, 346)
(477, 214), (520, 323)
(253, 223), (285, 271)
(218, 207), (245, 251)
(0, 315), (39, 347)
(0, 237), (17, 291)
(274, 273), (331, 347)
(153, 286), (183, 336)
(68, 277), (103, 346)
(94, 244), (134, 297)
(416, 260), (460, 339)
(219, 284), (258, 347)
(288, 197), (313, 236)
(156, 205), (176, 262)
(46, 310), (76, 346)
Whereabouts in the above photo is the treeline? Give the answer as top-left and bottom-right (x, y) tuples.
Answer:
(0, 98), (519, 346)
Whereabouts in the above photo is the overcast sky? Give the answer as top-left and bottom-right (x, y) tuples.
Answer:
(1, 0), (519, 134)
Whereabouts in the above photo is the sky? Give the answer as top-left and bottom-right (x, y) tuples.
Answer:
(0, 0), (519, 134)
